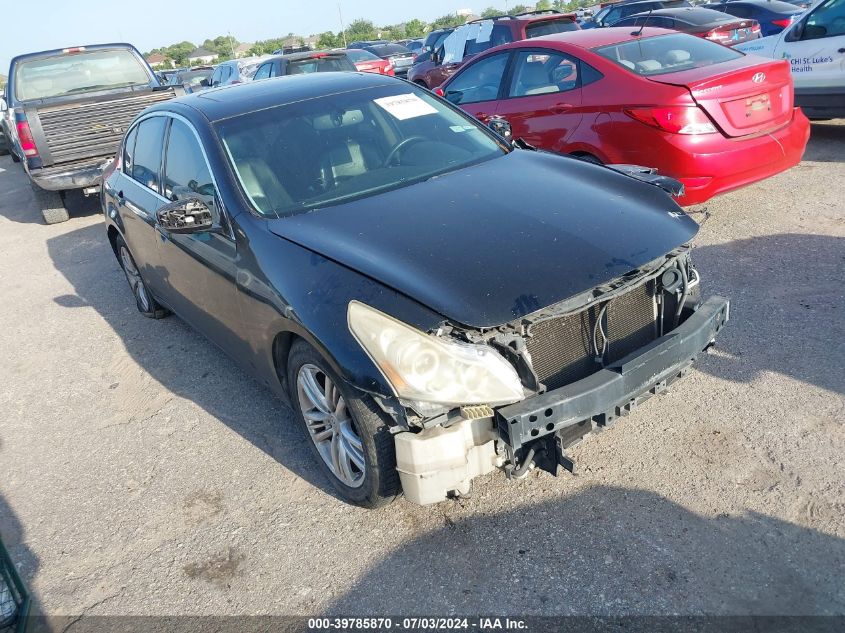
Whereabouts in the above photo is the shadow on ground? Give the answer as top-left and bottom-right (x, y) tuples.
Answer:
(44, 222), (340, 502)
(323, 485), (845, 616)
(804, 122), (845, 163)
(0, 439), (38, 625)
(0, 157), (100, 225)
(692, 233), (844, 395)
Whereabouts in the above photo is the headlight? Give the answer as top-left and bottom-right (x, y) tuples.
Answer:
(347, 301), (524, 407)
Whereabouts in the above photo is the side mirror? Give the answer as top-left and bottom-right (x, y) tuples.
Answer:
(432, 49), (442, 65)
(156, 198), (213, 233)
(487, 117), (512, 141)
(200, 78), (210, 87)
(0, 98), (7, 112)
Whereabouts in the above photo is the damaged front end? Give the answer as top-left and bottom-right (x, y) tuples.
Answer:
(352, 248), (729, 505)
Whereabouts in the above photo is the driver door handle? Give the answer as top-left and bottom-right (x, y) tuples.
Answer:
(552, 103), (575, 114)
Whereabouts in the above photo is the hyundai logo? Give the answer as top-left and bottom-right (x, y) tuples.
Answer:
(752, 72), (766, 83)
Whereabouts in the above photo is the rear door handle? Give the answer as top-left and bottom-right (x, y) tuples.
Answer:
(838, 48), (845, 53)
(551, 103), (575, 114)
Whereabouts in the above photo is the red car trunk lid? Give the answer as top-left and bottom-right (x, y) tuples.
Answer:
(647, 57), (793, 137)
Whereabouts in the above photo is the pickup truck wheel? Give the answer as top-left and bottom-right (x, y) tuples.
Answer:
(31, 185), (69, 224)
(115, 235), (170, 319)
(287, 339), (400, 508)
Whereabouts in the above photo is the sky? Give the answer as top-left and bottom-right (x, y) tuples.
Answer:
(2, 0), (508, 71)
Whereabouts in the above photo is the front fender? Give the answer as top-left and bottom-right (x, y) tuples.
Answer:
(234, 215), (446, 404)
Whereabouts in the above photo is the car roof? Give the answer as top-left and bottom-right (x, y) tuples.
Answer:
(526, 26), (675, 48)
(160, 71), (396, 122)
(625, 7), (738, 21)
(707, 0), (801, 9)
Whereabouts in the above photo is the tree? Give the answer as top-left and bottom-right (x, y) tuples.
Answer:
(316, 31), (342, 49)
(535, 0), (552, 9)
(345, 18), (378, 42)
(510, 4), (532, 14)
(429, 13), (465, 30)
(481, 6), (501, 18)
(404, 19), (427, 37)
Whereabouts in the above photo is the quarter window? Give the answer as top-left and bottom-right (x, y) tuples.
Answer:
(253, 63), (273, 80)
(163, 119), (215, 208)
(122, 125), (138, 175)
(443, 53), (509, 105)
(130, 116), (167, 192)
(508, 51), (580, 98)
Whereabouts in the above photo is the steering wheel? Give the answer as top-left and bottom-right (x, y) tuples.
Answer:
(383, 136), (427, 167)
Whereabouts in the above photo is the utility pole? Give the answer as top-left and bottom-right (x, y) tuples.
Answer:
(228, 30), (236, 58)
(338, 3), (348, 48)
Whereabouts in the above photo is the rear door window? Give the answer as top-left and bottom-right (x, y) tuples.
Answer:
(594, 32), (743, 75)
(508, 51), (580, 97)
(444, 52), (509, 105)
(130, 116), (167, 192)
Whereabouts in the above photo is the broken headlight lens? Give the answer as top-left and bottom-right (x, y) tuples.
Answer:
(348, 301), (524, 407)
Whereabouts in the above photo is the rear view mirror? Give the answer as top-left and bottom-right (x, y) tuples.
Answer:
(156, 198), (213, 233)
(487, 117), (512, 141)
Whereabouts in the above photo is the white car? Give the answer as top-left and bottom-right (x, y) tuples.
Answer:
(736, 0), (845, 118)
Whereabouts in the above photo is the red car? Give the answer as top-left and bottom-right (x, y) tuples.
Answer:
(344, 48), (395, 76)
(437, 27), (809, 205)
(409, 11), (580, 89)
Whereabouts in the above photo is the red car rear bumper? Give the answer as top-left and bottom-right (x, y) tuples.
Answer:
(656, 108), (810, 206)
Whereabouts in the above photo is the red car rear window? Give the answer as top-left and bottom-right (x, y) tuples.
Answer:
(593, 32), (743, 76)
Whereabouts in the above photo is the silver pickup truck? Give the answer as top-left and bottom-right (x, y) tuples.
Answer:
(1, 43), (181, 223)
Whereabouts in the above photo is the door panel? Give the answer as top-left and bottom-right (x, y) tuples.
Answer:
(118, 117), (167, 296)
(155, 117), (246, 358)
(496, 50), (584, 152)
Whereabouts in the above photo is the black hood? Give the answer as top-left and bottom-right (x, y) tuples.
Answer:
(268, 150), (698, 328)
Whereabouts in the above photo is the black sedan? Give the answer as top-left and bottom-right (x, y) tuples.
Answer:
(102, 73), (729, 507)
(611, 7), (762, 44)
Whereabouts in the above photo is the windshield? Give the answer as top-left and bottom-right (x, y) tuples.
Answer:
(15, 48), (152, 100)
(593, 33), (744, 76)
(218, 84), (505, 218)
(172, 70), (213, 86)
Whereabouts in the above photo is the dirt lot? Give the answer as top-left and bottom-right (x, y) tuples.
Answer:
(1, 123), (843, 619)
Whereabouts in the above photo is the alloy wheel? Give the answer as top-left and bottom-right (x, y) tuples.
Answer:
(119, 246), (151, 312)
(296, 364), (366, 488)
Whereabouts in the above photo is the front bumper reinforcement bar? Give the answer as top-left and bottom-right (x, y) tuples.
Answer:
(495, 295), (730, 469)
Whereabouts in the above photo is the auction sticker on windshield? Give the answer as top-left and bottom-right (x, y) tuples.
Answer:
(374, 94), (438, 120)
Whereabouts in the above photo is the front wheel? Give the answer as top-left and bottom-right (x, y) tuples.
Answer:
(287, 339), (400, 508)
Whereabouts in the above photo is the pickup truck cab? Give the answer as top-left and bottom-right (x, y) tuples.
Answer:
(735, 0), (845, 119)
(1, 43), (181, 223)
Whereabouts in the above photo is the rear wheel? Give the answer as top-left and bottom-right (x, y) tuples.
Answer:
(287, 339), (400, 508)
(115, 234), (170, 319)
(30, 183), (69, 224)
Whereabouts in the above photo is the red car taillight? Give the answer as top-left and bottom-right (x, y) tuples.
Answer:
(433, 87), (445, 97)
(624, 106), (718, 135)
(704, 28), (731, 43)
(771, 18), (792, 28)
(15, 117), (39, 157)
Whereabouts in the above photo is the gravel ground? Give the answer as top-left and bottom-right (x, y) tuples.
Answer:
(0, 122), (843, 620)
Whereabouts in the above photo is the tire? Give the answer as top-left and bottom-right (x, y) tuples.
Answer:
(414, 80), (429, 89)
(30, 184), (69, 224)
(114, 234), (170, 319)
(287, 339), (400, 508)
(573, 153), (603, 165)
(11, 150), (21, 163)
